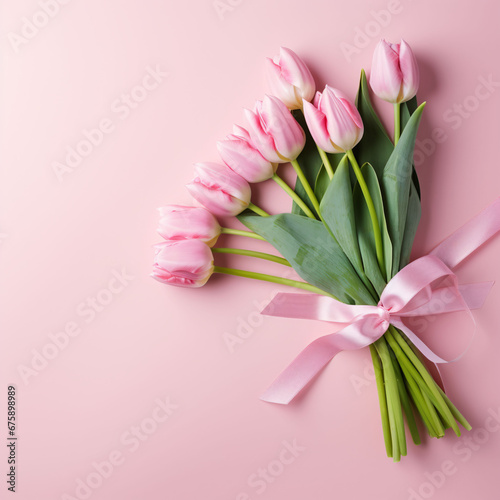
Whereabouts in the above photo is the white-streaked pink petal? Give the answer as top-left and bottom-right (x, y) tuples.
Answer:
(399, 39), (420, 102)
(302, 99), (336, 153)
(260, 95), (305, 161)
(370, 39), (404, 103)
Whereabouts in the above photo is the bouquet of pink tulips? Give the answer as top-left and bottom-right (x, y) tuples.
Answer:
(152, 41), (475, 462)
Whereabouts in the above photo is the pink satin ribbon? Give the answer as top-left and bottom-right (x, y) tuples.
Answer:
(260, 197), (500, 404)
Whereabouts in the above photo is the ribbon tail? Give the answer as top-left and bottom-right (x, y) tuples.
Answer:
(261, 317), (388, 404)
(432, 363), (446, 393)
(391, 319), (450, 364)
(260, 333), (344, 404)
(401, 282), (494, 317)
(261, 292), (371, 323)
(458, 282), (494, 309)
(430, 196), (500, 269)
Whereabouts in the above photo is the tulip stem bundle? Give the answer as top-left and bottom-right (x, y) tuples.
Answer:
(272, 174), (317, 219)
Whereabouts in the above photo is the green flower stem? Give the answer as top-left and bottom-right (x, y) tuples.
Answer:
(403, 369), (439, 437)
(221, 227), (265, 240)
(388, 336), (445, 438)
(436, 386), (472, 431)
(288, 160), (341, 253)
(375, 338), (405, 461)
(212, 247), (291, 267)
(406, 340), (471, 431)
(396, 343), (439, 437)
(290, 159), (321, 217)
(248, 203), (270, 217)
(346, 150), (385, 278)
(388, 326), (460, 436)
(317, 147), (335, 180)
(387, 335), (435, 439)
(422, 390), (445, 437)
(389, 346), (421, 446)
(297, 107), (335, 180)
(394, 103), (401, 146)
(213, 266), (332, 296)
(370, 345), (392, 458)
(392, 338), (438, 437)
(272, 174), (317, 220)
(384, 328), (444, 437)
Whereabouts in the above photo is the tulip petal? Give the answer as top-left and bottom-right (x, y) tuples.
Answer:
(187, 162), (251, 217)
(244, 107), (282, 163)
(370, 39), (404, 103)
(302, 99), (337, 153)
(231, 124), (251, 142)
(217, 138), (275, 183)
(260, 95), (305, 161)
(313, 91), (323, 108)
(157, 205), (221, 247)
(152, 240), (214, 288)
(399, 39), (420, 102)
(265, 57), (302, 109)
(278, 47), (316, 103)
(322, 87), (363, 152)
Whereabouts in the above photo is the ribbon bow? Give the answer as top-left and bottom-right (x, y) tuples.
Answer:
(260, 197), (500, 404)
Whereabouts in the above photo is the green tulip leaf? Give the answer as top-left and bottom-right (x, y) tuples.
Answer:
(313, 152), (344, 203)
(354, 69), (394, 179)
(353, 163), (393, 296)
(314, 166), (331, 203)
(237, 211), (374, 305)
(381, 102), (425, 276)
(399, 181), (421, 268)
(319, 155), (377, 297)
(401, 96), (421, 199)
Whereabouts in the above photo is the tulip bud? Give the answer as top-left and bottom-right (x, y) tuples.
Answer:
(157, 205), (221, 247)
(303, 86), (364, 153)
(217, 125), (278, 183)
(370, 39), (419, 104)
(244, 95), (305, 163)
(151, 240), (214, 288)
(186, 162), (251, 217)
(265, 47), (316, 110)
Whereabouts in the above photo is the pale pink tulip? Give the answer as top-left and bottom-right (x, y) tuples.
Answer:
(157, 205), (221, 247)
(186, 162), (251, 216)
(303, 86), (364, 153)
(151, 240), (214, 288)
(217, 125), (277, 183)
(244, 95), (305, 163)
(265, 47), (316, 110)
(370, 39), (419, 103)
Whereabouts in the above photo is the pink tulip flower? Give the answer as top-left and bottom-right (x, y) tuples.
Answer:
(186, 162), (251, 217)
(244, 95), (305, 163)
(370, 39), (419, 104)
(151, 240), (214, 288)
(217, 125), (277, 183)
(157, 205), (221, 247)
(302, 86), (364, 153)
(265, 47), (316, 110)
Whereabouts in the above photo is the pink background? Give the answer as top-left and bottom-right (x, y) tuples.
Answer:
(1, 0), (500, 499)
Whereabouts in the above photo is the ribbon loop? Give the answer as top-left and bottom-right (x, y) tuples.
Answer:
(260, 197), (500, 405)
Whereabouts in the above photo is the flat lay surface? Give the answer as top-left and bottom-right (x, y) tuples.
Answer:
(1, 0), (500, 498)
